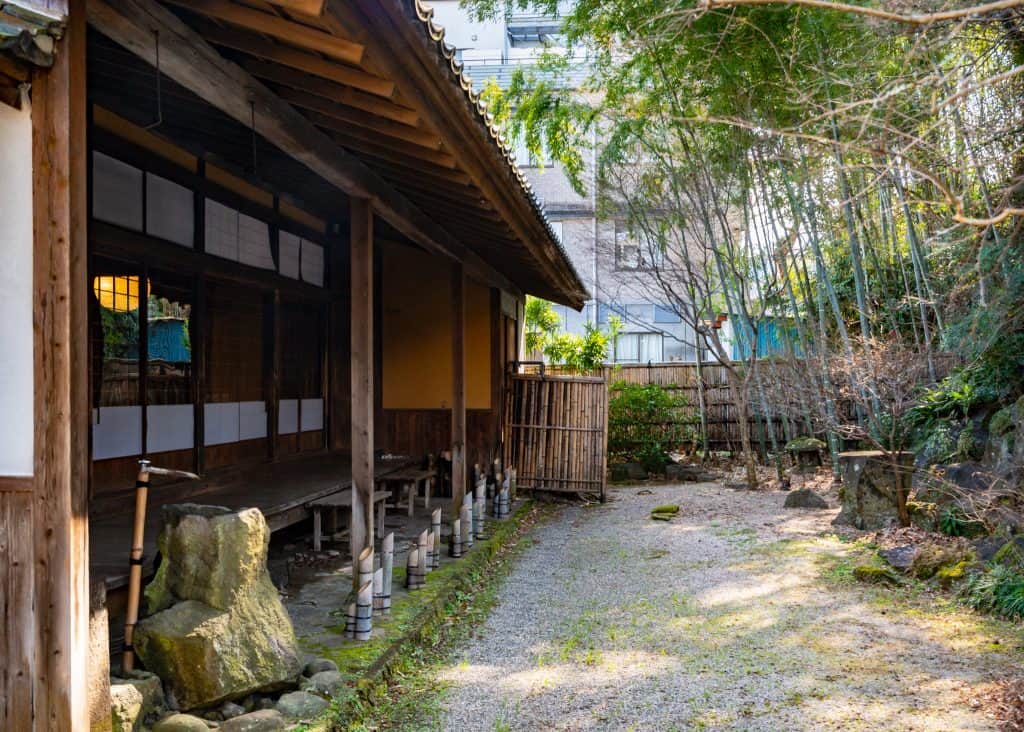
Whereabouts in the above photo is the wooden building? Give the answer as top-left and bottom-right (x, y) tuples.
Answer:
(0, 0), (586, 726)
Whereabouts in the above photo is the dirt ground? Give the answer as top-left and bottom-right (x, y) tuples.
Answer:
(422, 481), (1024, 731)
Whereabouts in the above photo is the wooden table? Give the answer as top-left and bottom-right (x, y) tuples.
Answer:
(307, 488), (390, 551)
(378, 467), (437, 516)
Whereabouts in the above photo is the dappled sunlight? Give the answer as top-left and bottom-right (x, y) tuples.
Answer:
(435, 482), (1024, 731)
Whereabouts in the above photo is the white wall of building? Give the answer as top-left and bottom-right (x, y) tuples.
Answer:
(0, 94), (34, 475)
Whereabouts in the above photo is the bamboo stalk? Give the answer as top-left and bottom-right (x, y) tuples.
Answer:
(450, 517), (462, 558)
(355, 580), (373, 641)
(380, 532), (394, 614)
(431, 507), (442, 569)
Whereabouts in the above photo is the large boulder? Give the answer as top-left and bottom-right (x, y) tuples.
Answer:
(135, 505), (301, 710)
(783, 488), (829, 509)
(833, 451), (913, 530)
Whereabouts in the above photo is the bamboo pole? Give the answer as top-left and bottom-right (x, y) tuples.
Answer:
(431, 508), (442, 569)
(380, 532), (394, 614)
(355, 580), (373, 641)
(450, 517), (462, 558)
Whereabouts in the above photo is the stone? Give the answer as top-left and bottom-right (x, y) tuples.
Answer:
(973, 536), (1005, 562)
(611, 462), (648, 482)
(300, 670), (345, 699)
(90, 581), (113, 732)
(783, 488), (828, 509)
(833, 451), (913, 530)
(256, 698), (276, 711)
(152, 713), (210, 732)
(117, 669), (166, 719)
(302, 658), (338, 677)
(275, 691), (328, 720)
(135, 505), (302, 710)
(879, 545), (919, 571)
(665, 464), (702, 482)
(220, 702), (246, 720)
(993, 538), (1024, 572)
(220, 710), (286, 732)
(110, 683), (144, 732)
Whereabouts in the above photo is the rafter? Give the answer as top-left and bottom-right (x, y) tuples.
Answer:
(242, 57), (416, 125)
(163, 0), (364, 65)
(194, 18), (392, 97)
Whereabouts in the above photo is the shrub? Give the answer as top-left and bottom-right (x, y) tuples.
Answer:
(607, 382), (695, 470)
(938, 505), (986, 538)
(964, 564), (1024, 619)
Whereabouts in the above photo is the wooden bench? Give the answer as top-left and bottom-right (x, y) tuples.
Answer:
(308, 489), (390, 551)
(378, 467), (436, 516)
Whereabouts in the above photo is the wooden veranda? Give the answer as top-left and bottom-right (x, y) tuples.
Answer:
(0, 0), (587, 727)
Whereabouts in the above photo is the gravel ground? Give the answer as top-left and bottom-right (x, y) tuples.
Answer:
(428, 482), (1023, 731)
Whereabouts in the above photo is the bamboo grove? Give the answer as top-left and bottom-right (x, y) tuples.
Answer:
(471, 0), (1024, 488)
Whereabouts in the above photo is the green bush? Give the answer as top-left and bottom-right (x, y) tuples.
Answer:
(938, 505), (986, 538)
(964, 564), (1024, 619)
(608, 382), (695, 470)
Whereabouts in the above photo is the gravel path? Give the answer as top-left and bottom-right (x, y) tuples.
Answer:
(429, 482), (1022, 731)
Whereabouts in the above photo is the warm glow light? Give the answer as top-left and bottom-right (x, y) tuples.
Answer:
(92, 275), (149, 312)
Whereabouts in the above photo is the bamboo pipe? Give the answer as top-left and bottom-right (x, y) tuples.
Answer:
(417, 529), (430, 577)
(380, 532), (394, 614)
(355, 581), (373, 641)
(345, 601), (356, 639)
(123, 459), (199, 672)
(372, 567), (384, 615)
(474, 479), (486, 539)
(460, 503), (473, 550)
(431, 508), (442, 569)
(450, 517), (462, 558)
(357, 547), (374, 596)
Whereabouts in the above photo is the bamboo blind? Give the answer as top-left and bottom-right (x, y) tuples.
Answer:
(503, 373), (608, 497)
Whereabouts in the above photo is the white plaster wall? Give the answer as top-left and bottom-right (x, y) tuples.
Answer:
(0, 98), (34, 475)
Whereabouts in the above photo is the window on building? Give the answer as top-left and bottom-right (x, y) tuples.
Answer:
(598, 302), (626, 325)
(615, 221), (663, 270)
(653, 304), (681, 323)
(614, 332), (664, 363)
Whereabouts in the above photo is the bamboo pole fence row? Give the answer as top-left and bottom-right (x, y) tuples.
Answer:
(503, 372), (608, 498)
(519, 363), (787, 451)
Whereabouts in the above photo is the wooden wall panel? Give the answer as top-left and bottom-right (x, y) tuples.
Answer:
(378, 409), (499, 469)
(0, 490), (34, 729)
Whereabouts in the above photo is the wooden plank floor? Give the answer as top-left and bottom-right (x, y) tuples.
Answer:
(89, 452), (415, 588)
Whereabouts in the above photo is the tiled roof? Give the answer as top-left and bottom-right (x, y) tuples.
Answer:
(410, 0), (588, 301)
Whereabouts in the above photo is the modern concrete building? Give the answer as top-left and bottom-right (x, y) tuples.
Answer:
(432, 1), (714, 364)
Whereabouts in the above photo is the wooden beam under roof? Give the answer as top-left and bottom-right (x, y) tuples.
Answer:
(242, 57), (416, 125)
(88, 0), (522, 297)
(339, 0), (587, 308)
(310, 112), (456, 168)
(195, 19), (393, 98)
(272, 85), (441, 149)
(163, 0), (363, 65)
(266, 0), (325, 16)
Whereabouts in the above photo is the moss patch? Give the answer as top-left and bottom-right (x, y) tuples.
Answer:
(853, 564), (901, 584)
(295, 501), (545, 731)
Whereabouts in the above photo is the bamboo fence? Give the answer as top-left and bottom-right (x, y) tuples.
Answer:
(519, 362), (787, 451)
(503, 372), (608, 498)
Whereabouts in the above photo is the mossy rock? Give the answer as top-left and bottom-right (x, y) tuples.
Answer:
(990, 406), (1016, 437)
(993, 539), (1024, 572)
(911, 544), (973, 579)
(651, 504), (680, 515)
(853, 564), (900, 584)
(906, 501), (938, 531)
(936, 560), (973, 587)
(785, 437), (826, 452)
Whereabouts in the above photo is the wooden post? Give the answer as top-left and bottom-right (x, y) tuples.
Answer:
(451, 262), (466, 511)
(328, 225), (349, 451)
(30, 0), (90, 725)
(350, 198), (374, 575)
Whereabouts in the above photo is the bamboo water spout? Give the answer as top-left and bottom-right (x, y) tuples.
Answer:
(123, 459), (199, 672)
(357, 547), (374, 593)
(372, 567), (384, 615)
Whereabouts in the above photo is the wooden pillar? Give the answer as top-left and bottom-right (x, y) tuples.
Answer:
(350, 198), (374, 568)
(451, 262), (466, 510)
(328, 226), (350, 451)
(30, 0), (90, 726)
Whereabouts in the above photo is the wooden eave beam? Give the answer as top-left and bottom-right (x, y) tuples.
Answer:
(272, 85), (441, 149)
(242, 57), (417, 125)
(266, 0), (325, 17)
(163, 0), (364, 65)
(88, 0), (521, 298)
(310, 111), (456, 168)
(340, 0), (587, 308)
(193, 19), (393, 98)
